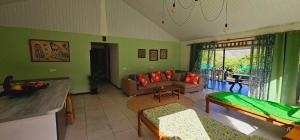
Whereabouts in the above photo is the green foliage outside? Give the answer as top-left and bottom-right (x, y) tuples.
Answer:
(200, 50), (252, 74)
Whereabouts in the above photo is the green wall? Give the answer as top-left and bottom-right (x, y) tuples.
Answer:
(0, 26), (180, 93)
(109, 37), (181, 86)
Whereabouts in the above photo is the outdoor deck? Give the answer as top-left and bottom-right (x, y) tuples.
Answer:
(207, 80), (249, 96)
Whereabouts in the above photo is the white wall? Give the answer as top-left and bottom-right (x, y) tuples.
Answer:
(0, 0), (178, 42)
(106, 0), (178, 42)
(110, 44), (119, 87)
(0, 0), (102, 35)
(180, 43), (190, 71)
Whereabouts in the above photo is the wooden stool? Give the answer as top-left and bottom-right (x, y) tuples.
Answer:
(65, 94), (75, 125)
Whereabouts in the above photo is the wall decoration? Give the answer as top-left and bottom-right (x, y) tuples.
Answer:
(29, 39), (70, 62)
(160, 49), (168, 59)
(138, 49), (146, 58)
(149, 49), (158, 61)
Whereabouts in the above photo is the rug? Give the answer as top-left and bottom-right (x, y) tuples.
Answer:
(127, 94), (194, 112)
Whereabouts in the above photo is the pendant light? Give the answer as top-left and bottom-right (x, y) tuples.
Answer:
(223, 0), (229, 33)
(161, 0), (166, 24)
(169, 0), (176, 13)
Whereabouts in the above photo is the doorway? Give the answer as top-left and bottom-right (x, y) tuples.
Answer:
(89, 42), (120, 94)
(89, 42), (117, 93)
(200, 46), (251, 95)
(90, 42), (110, 81)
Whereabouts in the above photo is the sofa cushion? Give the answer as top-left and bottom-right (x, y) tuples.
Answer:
(137, 74), (149, 87)
(173, 81), (201, 89)
(165, 70), (175, 80)
(150, 71), (162, 83)
(185, 72), (200, 84)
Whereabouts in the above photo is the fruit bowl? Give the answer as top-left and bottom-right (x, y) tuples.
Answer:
(9, 86), (38, 97)
(3, 80), (49, 97)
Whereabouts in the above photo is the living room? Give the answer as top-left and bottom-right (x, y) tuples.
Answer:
(0, 0), (300, 140)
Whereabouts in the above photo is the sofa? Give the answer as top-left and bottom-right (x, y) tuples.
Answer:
(121, 71), (203, 96)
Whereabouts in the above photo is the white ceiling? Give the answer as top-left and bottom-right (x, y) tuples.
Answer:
(124, 0), (300, 41)
(0, 0), (25, 5)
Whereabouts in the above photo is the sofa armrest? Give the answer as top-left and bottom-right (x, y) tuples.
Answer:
(122, 78), (138, 96)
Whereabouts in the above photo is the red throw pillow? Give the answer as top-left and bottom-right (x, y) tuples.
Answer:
(165, 70), (175, 80)
(137, 74), (148, 87)
(185, 72), (200, 84)
(150, 71), (162, 83)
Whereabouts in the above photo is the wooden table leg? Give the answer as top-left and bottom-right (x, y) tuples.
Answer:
(66, 95), (75, 125)
(153, 88), (157, 99)
(178, 89), (180, 100)
(206, 97), (210, 113)
(138, 111), (142, 137)
(159, 94), (161, 103)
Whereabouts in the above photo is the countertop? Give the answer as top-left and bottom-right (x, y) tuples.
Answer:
(0, 79), (71, 123)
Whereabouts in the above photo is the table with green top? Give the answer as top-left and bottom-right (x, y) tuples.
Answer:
(206, 91), (300, 139)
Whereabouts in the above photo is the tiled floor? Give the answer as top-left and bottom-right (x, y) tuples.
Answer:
(65, 84), (287, 140)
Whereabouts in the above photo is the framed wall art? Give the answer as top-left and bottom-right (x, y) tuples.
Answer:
(160, 49), (168, 59)
(138, 49), (146, 58)
(149, 49), (158, 61)
(29, 39), (70, 62)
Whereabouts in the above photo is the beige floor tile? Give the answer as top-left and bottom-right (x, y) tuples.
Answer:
(86, 110), (106, 119)
(110, 118), (133, 132)
(114, 129), (142, 140)
(250, 123), (286, 140)
(127, 116), (138, 129)
(86, 116), (110, 127)
(85, 104), (103, 112)
(141, 127), (156, 140)
(68, 119), (86, 130)
(65, 127), (87, 140)
(87, 122), (113, 137)
(101, 133), (116, 140)
(88, 131), (115, 140)
(121, 108), (137, 118)
(105, 110), (128, 122)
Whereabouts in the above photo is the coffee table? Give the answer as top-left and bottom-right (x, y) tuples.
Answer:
(153, 85), (180, 102)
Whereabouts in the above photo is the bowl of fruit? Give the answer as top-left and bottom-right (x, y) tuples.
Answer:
(2, 76), (49, 97)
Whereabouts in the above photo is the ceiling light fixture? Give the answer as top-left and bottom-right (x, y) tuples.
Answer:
(162, 0), (230, 32)
(163, 0), (196, 26)
(224, 0), (229, 33)
(169, 0), (176, 13)
(161, 0), (166, 24)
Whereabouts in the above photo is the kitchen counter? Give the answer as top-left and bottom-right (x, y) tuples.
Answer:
(0, 79), (71, 123)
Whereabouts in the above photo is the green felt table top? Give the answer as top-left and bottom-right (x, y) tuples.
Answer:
(208, 92), (300, 125)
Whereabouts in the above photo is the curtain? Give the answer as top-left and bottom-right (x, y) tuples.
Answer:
(189, 42), (216, 88)
(189, 44), (202, 71)
(297, 66), (300, 104)
(297, 67), (300, 104)
(269, 31), (300, 105)
(249, 34), (275, 100)
(267, 33), (286, 103)
(202, 42), (217, 89)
